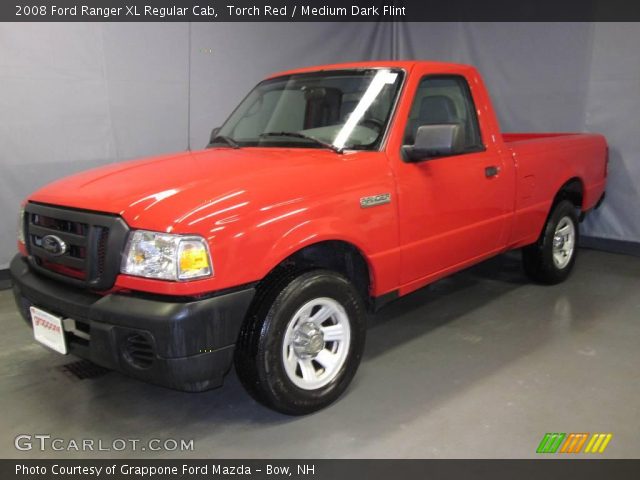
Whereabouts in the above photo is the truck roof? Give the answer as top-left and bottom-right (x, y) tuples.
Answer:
(268, 60), (474, 78)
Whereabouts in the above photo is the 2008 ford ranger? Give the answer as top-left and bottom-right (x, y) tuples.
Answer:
(11, 61), (607, 414)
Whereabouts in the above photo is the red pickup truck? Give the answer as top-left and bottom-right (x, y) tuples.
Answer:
(12, 61), (607, 414)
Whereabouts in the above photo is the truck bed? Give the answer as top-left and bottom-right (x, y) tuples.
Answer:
(502, 132), (584, 144)
(501, 131), (607, 248)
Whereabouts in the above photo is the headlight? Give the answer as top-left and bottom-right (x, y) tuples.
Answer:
(17, 206), (25, 244)
(121, 230), (212, 281)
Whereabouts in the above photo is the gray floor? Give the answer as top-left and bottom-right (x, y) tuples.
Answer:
(1, 249), (638, 459)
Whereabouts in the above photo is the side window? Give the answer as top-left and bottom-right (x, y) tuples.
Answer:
(403, 75), (483, 153)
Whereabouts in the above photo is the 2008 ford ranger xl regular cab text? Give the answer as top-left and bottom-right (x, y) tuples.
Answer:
(11, 61), (607, 414)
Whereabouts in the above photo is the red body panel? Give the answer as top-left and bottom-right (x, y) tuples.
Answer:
(504, 133), (607, 249)
(23, 61), (607, 298)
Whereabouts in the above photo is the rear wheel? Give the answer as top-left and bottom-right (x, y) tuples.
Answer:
(522, 200), (579, 284)
(234, 270), (366, 415)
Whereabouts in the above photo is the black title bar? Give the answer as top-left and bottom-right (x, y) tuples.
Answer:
(4, 459), (640, 480)
(3, 0), (640, 21)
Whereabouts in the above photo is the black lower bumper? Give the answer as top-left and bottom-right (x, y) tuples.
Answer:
(10, 254), (255, 392)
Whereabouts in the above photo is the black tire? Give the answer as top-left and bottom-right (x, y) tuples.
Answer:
(522, 200), (579, 284)
(234, 270), (367, 415)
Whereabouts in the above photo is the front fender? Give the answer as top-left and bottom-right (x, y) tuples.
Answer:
(257, 216), (399, 297)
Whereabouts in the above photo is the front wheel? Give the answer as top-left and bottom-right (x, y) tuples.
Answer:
(522, 200), (579, 284)
(234, 270), (366, 415)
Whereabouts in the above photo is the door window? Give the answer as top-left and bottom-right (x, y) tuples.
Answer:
(403, 76), (484, 154)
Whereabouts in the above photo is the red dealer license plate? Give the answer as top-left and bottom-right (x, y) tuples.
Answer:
(30, 306), (68, 355)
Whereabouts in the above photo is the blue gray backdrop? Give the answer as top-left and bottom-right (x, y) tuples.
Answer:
(1, 22), (638, 268)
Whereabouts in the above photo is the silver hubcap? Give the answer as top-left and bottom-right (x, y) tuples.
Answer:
(282, 297), (351, 390)
(552, 216), (576, 269)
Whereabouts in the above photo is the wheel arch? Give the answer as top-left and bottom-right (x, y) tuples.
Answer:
(553, 177), (585, 210)
(256, 239), (373, 307)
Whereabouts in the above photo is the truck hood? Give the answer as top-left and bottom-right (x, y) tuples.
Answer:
(29, 147), (353, 232)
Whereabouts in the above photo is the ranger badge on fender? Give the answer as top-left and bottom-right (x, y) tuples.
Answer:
(360, 193), (391, 208)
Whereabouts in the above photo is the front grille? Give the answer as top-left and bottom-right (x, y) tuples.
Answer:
(96, 227), (109, 276)
(25, 202), (129, 290)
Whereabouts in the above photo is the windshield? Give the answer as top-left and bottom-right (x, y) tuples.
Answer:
(214, 69), (404, 151)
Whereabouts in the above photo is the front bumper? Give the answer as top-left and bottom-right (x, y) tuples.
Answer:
(10, 254), (255, 392)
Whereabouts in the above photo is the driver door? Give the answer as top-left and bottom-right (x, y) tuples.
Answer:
(390, 72), (512, 288)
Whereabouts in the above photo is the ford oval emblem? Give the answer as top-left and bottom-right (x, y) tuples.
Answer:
(41, 235), (67, 256)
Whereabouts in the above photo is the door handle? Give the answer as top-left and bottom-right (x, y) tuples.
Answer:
(485, 166), (500, 178)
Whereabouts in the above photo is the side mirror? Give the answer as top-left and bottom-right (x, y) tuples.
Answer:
(403, 124), (461, 162)
(207, 127), (221, 147)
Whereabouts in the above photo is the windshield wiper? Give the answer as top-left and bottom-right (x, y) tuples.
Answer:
(259, 132), (343, 154)
(209, 135), (240, 149)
